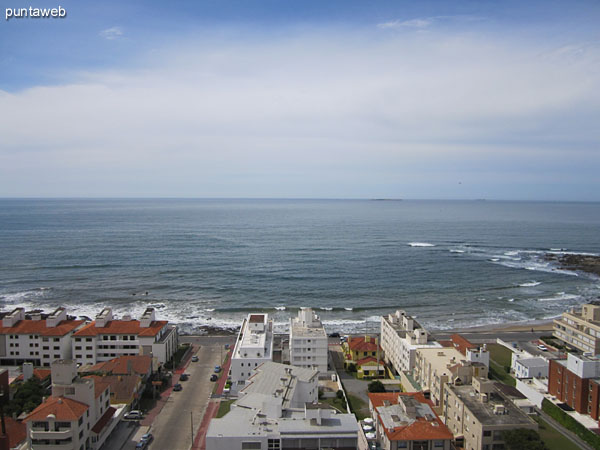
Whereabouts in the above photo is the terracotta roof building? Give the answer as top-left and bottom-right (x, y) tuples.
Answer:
(2, 416), (27, 450)
(368, 392), (453, 450)
(71, 307), (178, 366)
(86, 355), (153, 378)
(0, 307), (84, 366)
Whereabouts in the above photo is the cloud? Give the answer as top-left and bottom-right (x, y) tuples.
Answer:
(0, 28), (599, 198)
(377, 18), (432, 29)
(100, 27), (123, 40)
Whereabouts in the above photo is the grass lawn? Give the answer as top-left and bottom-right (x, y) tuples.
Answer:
(533, 416), (581, 450)
(487, 343), (513, 367)
(488, 360), (516, 387)
(216, 399), (234, 418)
(347, 394), (369, 420)
(321, 396), (348, 413)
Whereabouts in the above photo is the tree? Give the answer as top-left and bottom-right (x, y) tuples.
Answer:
(503, 429), (547, 450)
(368, 380), (385, 393)
(336, 390), (344, 400)
(6, 378), (46, 416)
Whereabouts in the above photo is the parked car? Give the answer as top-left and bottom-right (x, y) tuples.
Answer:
(210, 374), (218, 382)
(180, 373), (189, 381)
(537, 344), (548, 351)
(214, 366), (221, 373)
(191, 355), (199, 362)
(223, 387), (230, 394)
(124, 410), (143, 420)
(135, 442), (147, 450)
(140, 433), (153, 444)
(173, 383), (183, 391)
(328, 332), (340, 338)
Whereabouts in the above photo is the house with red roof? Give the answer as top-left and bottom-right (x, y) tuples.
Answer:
(24, 359), (119, 450)
(0, 307), (84, 367)
(72, 307), (178, 366)
(368, 392), (453, 450)
(86, 354), (153, 379)
(342, 336), (384, 379)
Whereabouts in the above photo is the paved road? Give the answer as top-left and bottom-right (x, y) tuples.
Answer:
(432, 330), (552, 344)
(148, 343), (223, 450)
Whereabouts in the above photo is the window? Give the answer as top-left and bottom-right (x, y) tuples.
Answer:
(75, 338), (81, 342)
(241, 443), (261, 450)
(53, 338), (59, 342)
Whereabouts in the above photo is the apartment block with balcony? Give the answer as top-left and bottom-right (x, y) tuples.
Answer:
(380, 310), (441, 374)
(0, 307), (84, 367)
(553, 303), (600, 354)
(289, 308), (328, 373)
(414, 347), (488, 415)
(230, 314), (274, 391)
(25, 359), (118, 450)
(71, 307), (178, 366)
(443, 378), (538, 450)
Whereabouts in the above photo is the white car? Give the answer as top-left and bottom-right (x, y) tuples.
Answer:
(124, 410), (143, 420)
(537, 344), (548, 351)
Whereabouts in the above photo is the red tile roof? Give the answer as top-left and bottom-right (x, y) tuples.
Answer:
(25, 396), (88, 422)
(73, 320), (167, 337)
(0, 319), (84, 337)
(3, 416), (26, 449)
(13, 368), (52, 383)
(368, 392), (453, 442)
(347, 336), (379, 352)
(92, 406), (116, 434)
(356, 356), (382, 367)
(88, 355), (152, 376)
(450, 334), (476, 355)
(85, 375), (140, 404)
(84, 375), (111, 398)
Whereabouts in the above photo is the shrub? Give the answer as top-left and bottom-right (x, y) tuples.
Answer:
(368, 380), (386, 393)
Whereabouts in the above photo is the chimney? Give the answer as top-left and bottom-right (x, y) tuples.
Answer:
(23, 363), (34, 381)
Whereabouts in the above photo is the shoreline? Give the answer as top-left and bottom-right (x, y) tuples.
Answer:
(182, 317), (557, 337)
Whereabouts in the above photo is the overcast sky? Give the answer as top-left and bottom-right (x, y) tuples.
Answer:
(1, 0), (599, 200)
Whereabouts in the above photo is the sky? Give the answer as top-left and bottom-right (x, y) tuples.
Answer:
(0, 0), (599, 200)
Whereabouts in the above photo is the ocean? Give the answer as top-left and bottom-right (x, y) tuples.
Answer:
(0, 198), (599, 334)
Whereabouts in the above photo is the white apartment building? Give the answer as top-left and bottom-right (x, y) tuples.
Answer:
(230, 314), (274, 391)
(0, 307), (84, 367)
(380, 310), (441, 374)
(25, 360), (119, 450)
(289, 308), (328, 373)
(71, 307), (178, 366)
(207, 362), (359, 450)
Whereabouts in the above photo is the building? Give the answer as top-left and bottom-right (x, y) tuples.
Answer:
(447, 334), (489, 368)
(414, 347), (488, 413)
(548, 353), (600, 420)
(71, 307), (178, 366)
(84, 374), (143, 408)
(342, 336), (384, 379)
(380, 310), (441, 374)
(513, 358), (548, 379)
(443, 378), (538, 450)
(553, 303), (600, 354)
(24, 360), (119, 450)
(206, 362), (359, 450)
(0, 307), (84, 366)
(229, 314), (274, 390)
(368, 392), (453, 450)
(85, 355), (153, 379)
(289, 308), (328, 373)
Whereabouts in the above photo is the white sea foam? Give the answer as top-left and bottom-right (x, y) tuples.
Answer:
(320, 307), (333, 311)
(408, 242), (435, 247)
(205, 308), (215, 312)
(344, 307), (353, 311)
(449, 249), (465, 253)
(538, 292), (580, 302)
(274, 306), (286, 311)
(490, 258), (500, 262)
(519, 281), (541, 287)
(508, 298), (515, 302)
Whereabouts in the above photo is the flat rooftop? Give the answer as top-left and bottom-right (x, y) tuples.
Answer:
(449, 385), (536, 426)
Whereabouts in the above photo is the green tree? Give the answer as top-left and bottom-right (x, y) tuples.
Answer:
(503, 429), (547, 450)
(6, 378), (45, 416)
(368, 380), (385, 393)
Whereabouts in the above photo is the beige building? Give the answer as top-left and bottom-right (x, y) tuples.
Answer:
(553, 303), (600, 354)
(443, 378), (538, 450)
(414, 347), (488, 414)
(380, 310), (441, 374)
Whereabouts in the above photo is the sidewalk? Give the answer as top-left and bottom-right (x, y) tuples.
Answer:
(191, 348), (232, 450)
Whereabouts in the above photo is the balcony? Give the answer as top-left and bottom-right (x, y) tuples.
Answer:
(30, 428), (72, 440)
